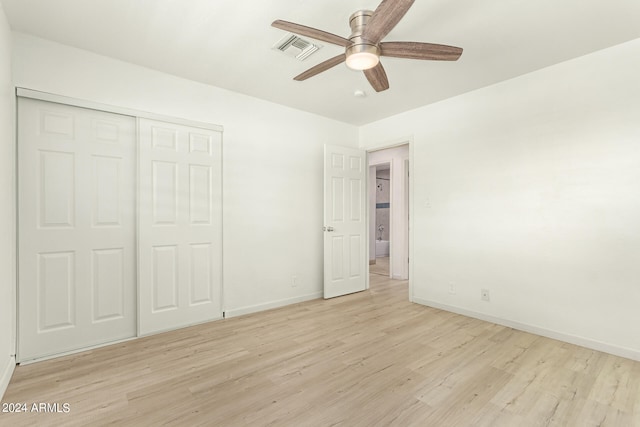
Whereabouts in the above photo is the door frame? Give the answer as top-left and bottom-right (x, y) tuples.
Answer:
(16, 88), (223, 134)
(365, 136), (414, 301)
(368, 160), (393, 279)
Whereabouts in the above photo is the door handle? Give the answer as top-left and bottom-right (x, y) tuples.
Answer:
(324, 226), (334, 232)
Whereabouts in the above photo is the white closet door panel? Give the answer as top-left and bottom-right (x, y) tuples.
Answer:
(92, 248), (126, 322)
(138, 118), (222, 335)
(18, 98), (137, 362)
(39, 150), (76, 227)
(152, 245), (179, 311)
(190, 243), (213, 305)
(37, 251), (76, 331)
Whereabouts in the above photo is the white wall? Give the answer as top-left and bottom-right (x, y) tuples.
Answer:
(368, 145), (409, 279)
(360, 39), (640, 360)
(11, 33), (359, 318)
(0, 2), (15, 399)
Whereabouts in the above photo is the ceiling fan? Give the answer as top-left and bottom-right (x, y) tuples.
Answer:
(272, 0), (463, 93)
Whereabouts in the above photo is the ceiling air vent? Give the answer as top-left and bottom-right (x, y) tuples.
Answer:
(273, 34), (321, 61)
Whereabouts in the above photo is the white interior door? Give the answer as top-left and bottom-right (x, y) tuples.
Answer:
(18, 98), (137, 362)
(324, 144), (367, 298)
(138, 118), (222, 335)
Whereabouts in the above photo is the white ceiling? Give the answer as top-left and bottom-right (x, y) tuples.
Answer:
(2, 0), (640, 125)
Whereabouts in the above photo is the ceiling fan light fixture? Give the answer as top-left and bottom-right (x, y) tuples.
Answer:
(346, 51), (379, 70)
(345, 43), (380, 70)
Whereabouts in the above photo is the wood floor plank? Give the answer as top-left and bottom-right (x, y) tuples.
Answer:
(2, 277), (639, 426)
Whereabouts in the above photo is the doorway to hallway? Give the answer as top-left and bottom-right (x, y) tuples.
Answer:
(367, 144), (409, 282)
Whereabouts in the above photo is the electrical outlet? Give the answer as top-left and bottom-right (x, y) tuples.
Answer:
(448, 282), (456, 294)
(292, 276), (299, 288)
(481, 289), (490, 302)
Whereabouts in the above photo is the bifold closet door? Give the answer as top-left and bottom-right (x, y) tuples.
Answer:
(18, 98), (137, 362)
(138, 118), (223, 335)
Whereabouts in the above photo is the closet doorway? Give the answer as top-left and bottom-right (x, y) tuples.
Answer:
(17, 93), (223, 362)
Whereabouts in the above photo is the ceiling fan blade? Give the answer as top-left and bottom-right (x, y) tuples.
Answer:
(380, 41), (463, 61)
(272, 20), (350, 47)
(294, 54), (346, 81)
(363, 0), (415, 44)
(363, 62), (390, 92)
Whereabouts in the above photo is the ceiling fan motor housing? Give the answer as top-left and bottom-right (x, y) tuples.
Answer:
(346, 10), (380, 69)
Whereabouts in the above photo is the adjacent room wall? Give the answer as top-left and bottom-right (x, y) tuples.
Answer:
(360, 39), (640, 360)
(0, 2), (15, 399)
(11, 33), (359, 318)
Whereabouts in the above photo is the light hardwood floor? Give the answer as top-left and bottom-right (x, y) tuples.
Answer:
(2, 275), (639, 426)
(370, 256), (390, 276)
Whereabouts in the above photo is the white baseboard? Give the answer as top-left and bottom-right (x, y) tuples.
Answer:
(413, 297), (640, 362)
(0, 356), (16, 400)
(18, 336), (140, 365)
(225, 292), (322, 319)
